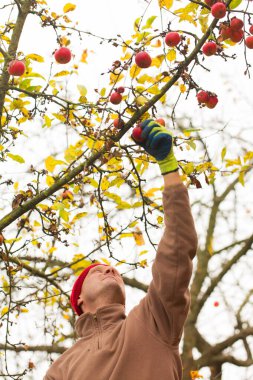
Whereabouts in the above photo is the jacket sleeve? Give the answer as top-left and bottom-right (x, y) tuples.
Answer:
(132, 183), (198, 346)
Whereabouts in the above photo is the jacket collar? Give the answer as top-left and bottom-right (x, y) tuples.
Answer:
(75, 303), (126, 338)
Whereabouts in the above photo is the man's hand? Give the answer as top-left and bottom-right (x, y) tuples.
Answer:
(131, 119), (178, 175)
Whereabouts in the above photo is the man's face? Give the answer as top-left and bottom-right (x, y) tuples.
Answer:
(77, 265), (126, 313)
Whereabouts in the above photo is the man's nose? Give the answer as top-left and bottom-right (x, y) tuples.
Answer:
(105, 266), (115, 274)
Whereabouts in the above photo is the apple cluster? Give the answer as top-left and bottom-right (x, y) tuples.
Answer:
(219, 18), (253, 48)
(196, 91), (218, 109)
(7, 46), (72, 77)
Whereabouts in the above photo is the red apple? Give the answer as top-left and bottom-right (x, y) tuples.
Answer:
(214, 301), (219, 307)
(110, 92), (122, 105)
(132, 126), (144, 142)
(230, 17), (244, 31)
(135, 51), (152, 68)
(249, 25), (253, 35)
(211, 2), (226, 19)
(230, 29), (244, 43)
(165, 32), (181, 47)
(202, 41), (217, 56)
(206, 95), (218, 109)
(113, 118), (124, 128)
(0, 234), (4, 245)
(54, 47), (72, 64)
(62, 190), (73, 200)
(156, 118), (166, 126)
(245, 36), (253, 49)
(8, 60), (25, 76)
(117, 87), (125, 94)
(197, 91), (210, 103)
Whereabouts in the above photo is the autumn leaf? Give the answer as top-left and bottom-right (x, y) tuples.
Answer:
(54, 71), (70, 77)
(77, 84), (87, 96)
(26, 54), (44, 62)
(130, 64), (141, 79)
(158, 0), (173, 10)
(166, 49), (176, 62)
(7, 153), (25, 164)
(133, 227), (145, 246)
(80, 49), (88, 63)
(45, 156), (65, 172)
(63, 3), (76, 13)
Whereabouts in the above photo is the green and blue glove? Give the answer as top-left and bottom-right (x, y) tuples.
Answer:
(131, 119), (178, 175)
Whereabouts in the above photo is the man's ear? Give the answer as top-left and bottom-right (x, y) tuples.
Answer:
(77, 296), (83, 307)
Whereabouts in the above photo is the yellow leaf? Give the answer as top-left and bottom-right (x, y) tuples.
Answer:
(135, 95), (148, 106)
(7, 153), (25, 164)
(179, 84), (186, 93)
(238, 171), (245, 186)
(45, 156), (65, 172)
(63, 3), (76, 13)
(133, 227), (145, 246)
(80, 49), (88, 63)
(130, 64), (141, 79)
(20, 308), (29, 313)
(77, 85), (87, 96)
(14, 182), (19, 190)
(46, 175), (55, 186)
(71, 212), (88, 224)
(60, 209), (69, 222)
(158, 0), (173, 10)
(157, 216), (163, 224)
(145, 187), (161, 197)
(44, 115), (52, 127)
(183, 162), (194, 174)
(52, 113), (66, 122)
(151, 39), (162, 48)
(190, 370), (203, 379)
(101, 258), (111, 265)
(166, 49), (176, 62)
(221, 147), (226, 161)
(1, 306), (9, 316)
(26, 54), (44, 62)
(109, 72), (124, 85)
(34, 220), (41, 227)
(151, 54), (165, 68)
(0, 145), (4, 152)
(54, 71), (70, 77)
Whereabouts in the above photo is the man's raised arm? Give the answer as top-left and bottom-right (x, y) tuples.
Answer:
(131, 120), (198, 346)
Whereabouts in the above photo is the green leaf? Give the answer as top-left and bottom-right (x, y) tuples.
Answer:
(134, 17), (141, 32)
(221, 147), (226, 161)
(60, 209), (69, 222)
(142, 16), (157, 30)
(238, 171), (245, 186)
(228, 0), (242, 9)
(7, 153), (25, 164)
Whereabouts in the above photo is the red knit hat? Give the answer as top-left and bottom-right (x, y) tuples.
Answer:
(70, 263), (108, 316)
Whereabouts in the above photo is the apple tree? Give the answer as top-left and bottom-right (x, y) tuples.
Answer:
(0, 0), (253, 379)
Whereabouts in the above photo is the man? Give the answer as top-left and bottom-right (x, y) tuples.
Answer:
(44, 119), (198, 380)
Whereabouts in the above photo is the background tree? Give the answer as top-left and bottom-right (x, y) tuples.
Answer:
(0, 0), (252, 379)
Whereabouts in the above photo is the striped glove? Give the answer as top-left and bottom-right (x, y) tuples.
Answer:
(131, 119), (178, 175)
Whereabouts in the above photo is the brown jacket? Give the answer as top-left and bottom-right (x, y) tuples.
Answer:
(44, 183), (198, 380)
